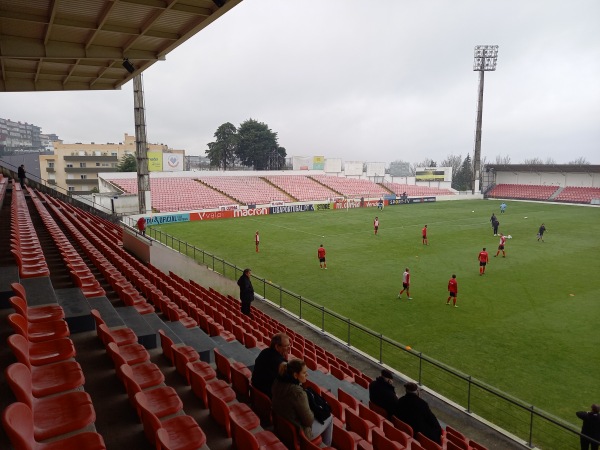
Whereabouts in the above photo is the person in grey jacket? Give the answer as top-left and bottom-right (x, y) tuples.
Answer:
(271, 359), (333, 446)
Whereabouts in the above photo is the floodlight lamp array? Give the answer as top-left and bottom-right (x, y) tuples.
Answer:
(473, 45), (499, 71)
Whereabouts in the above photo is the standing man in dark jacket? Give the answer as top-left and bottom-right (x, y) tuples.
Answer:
(394, 382), (442, 444)
(577, 404), (600, 450)
(369, 369), (398, 417)
(17, 164), (26, 188)
(237, 268), (254, 317)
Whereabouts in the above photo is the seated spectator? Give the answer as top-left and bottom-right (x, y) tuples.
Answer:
(271, 359), (333, 446)
(394, 382), (442, 445)
(369, 369), (398, 417)
(251, 333), (290, 397)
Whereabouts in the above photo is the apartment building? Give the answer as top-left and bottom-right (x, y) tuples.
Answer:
(39, 133), (185, 194)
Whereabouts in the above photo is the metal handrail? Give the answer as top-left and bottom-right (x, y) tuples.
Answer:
(145, 224), (590, 450)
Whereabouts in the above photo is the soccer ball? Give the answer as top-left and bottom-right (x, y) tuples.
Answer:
(471, 210), (475, 213)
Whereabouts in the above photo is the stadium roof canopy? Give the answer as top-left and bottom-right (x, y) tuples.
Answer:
(0, 0), (242, 92)
(486, 164), (600, 174)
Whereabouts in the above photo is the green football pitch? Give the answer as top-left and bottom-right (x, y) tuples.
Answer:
(153, 199), (599, 425)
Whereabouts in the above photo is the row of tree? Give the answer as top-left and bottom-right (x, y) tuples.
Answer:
(205, 119), (286, 170)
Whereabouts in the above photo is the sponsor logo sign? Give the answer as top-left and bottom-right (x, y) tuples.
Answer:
(145, 213), (189, 225)
(270, 204), (314, 214)
(233, 208), (269, 218)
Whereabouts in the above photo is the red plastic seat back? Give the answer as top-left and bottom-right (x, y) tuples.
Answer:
(188, 365), (210, 407)
(345, 408), (371, 442)
(230, 364), (251, 401)
(206, 383), (232, 435)
(90, 309), (106, 328)
(6, 334), (32, 366)
(158, 329), (175, 364)
(10, 282), (27, 300)
(213, 347), (232, 383)
(272, 412), (300, 450)
(338, 388), (358, 412)
(7, 313), (29, 338)
(5, 363), (34, 407)
(372, 427), (403, 450)
(250, 384), (272, 427)
(383, 420), (410, 447)
(322, 390), (345, 423)
(332, 423), (356, 450)
(416, 432), (442, 450)
(392, 416), (414, 437)
(2, 402), (35, 450)
(9, 296), (28, 318)
(358, 402), (384, 428)
(231, 412), (260, 450)
(135, 391), (162, 445)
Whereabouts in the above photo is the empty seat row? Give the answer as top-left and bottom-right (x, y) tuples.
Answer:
(2, 284), (106, 449)
(10, 184), (49, 278)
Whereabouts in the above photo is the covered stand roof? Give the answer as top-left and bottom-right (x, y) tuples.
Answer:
(0, 0), (242, 92)
(486, 164), (600, 174)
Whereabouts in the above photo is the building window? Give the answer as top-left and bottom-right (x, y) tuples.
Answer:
(66, 163), (73, 168)
(111, 152), (117, 156)
(48, 162), (54, 168)
(96, 163), (101, 167)
(80, 163), (86, 168)
(80, 175), (87, 180)
(68, 187), (75, 192)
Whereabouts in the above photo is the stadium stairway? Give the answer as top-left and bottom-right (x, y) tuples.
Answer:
(549, 186), (564, 200)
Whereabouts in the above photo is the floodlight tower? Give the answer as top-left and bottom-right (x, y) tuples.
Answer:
(472, 45), (498, 194)
(123, 59), (151, 214)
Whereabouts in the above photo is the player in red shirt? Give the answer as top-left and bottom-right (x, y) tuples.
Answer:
(398, 267), (412, 299)
(447, 274), (458, 307)
(374, 217), (379, 235)
(478, 247), (489, 275)
(495, 233), (506, 258)
(422, 225), (428, 245)
(255, 230), (260, 253)
(318, 244), (327, 269)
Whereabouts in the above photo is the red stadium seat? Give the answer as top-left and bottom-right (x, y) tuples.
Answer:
(7, 333), (75, 366)
(2, 402), (106, 450)
(7, 313), (69, 343)
(5, 363), (96, 441)
(10, 296), (64, 323)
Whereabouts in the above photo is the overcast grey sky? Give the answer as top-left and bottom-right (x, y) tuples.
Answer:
(1, 0), (599, 165)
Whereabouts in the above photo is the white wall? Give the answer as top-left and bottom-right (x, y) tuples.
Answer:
(495, 171), (600, 187)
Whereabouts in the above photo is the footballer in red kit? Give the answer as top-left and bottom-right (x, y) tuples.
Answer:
(478, 248), (489, 275)
(255, 230), (260, 253)
(374, 217), (379, 235)
(447, 274), (458, 306)
(422, 225), (428, 245)
(318, 244), (327, 269)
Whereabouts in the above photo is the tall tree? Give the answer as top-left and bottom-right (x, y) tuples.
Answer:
(410, 158), (437, 176)
(235, 119), (284, 170)
(440, 154), (462, 189)
(206, 122), (238, 170)
(453, 154), (473, 191)
(116, 153), (137, 172)
(569, 157), (590, 165)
